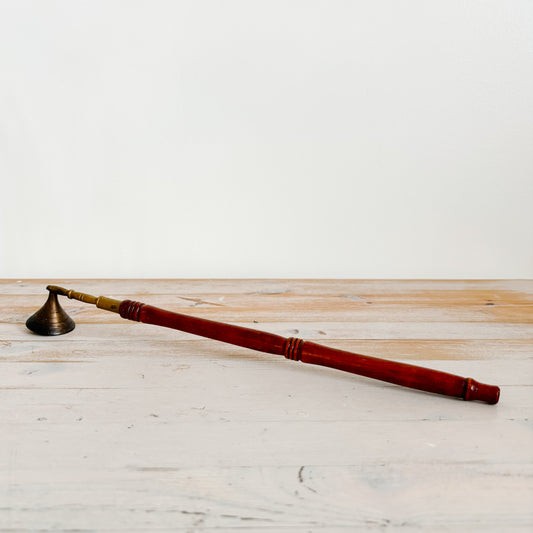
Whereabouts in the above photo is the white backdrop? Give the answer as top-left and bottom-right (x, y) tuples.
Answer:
(1, 1), (532, 278)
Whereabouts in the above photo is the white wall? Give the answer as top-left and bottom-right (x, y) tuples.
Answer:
(1, 1), (532, 278)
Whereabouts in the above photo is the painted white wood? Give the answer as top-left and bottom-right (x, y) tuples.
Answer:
(1, 280), (532, 531)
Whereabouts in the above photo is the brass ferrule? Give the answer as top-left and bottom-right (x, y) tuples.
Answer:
(47, 285), (122, 313)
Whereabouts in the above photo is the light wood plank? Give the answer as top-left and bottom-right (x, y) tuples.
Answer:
(3, 321), (533, 341)
(2, 464), (532, 531)
(1, 338), (532, 362)
(1, 278), (532, 295)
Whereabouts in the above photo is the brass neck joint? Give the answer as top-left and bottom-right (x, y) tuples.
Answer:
(47, 285), (122, 313)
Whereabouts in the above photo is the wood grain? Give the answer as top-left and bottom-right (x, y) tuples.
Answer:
(1, 280), (532, 531)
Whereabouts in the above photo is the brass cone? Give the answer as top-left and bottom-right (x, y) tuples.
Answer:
(26, 290), (75, 336)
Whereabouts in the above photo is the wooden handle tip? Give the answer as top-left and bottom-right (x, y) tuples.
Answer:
(464, 378), (500, 404)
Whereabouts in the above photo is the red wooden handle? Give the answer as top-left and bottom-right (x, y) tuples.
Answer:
(294, 340), (500, 404)
(120, 300), (500, 404)
(120, 300), (287, 355)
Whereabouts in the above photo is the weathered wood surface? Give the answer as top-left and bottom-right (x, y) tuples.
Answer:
(1, 279), (532, 531)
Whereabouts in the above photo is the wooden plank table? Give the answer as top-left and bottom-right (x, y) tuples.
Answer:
(1, 279), (532, 531)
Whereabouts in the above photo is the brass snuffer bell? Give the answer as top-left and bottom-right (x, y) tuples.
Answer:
(26, 285), (120, 336)
(25, 287), (75, 336)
